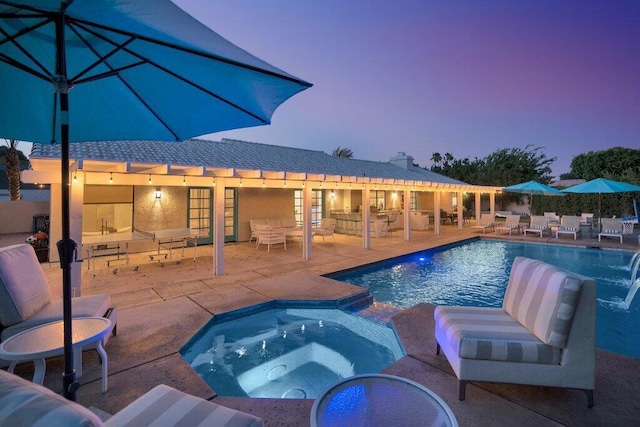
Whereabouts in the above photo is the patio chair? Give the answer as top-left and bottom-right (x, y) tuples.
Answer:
(248, 219), (260, 243)
(544, 212), (560, 223)
(254, 224), (286, 252)
(434, 257), (595, 407)
(495, 214), (522, 235)
(385, 212), (399, 237)
(580, 213), (594, 225)
(0, 244), (117, 366)
(598, 218), (624, 243)
(471, 213), (495, 234)
(523, 215), (550, 237)
(313, 218), (337, 243)
(0, 369), (264, 426)
(556, 216), (582, 240)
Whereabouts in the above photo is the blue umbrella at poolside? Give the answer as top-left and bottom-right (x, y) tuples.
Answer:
(503, 180), (565, 215)
(0, 0), (311, 400)
(562, 178), (640, 224)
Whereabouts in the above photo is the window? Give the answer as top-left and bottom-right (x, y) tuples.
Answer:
(410, 191), (418, 210)
(370, 190), (386, 211)
(294, 189), (324, 225)
(452, 193), (458, 209)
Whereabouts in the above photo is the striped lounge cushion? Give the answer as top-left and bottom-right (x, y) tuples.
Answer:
(560, 227), (578, 232)
(434, 306), (561, 364)
(104, 385), (263, 427)
(603, 229), (619, 234)
(503, 257), (582, 348)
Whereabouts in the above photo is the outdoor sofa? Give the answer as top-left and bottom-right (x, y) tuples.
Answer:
(434, 256), (595, 407)
(0, 369), (263, 426)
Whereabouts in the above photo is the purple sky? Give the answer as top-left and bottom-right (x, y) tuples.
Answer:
(172, 0), (639, 179)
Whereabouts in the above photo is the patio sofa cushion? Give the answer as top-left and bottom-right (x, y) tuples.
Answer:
(279, 217), (297, 228)
(503, 257), (582, 348)
(0, 244), (52, 326)
(0, 369), (264, 427)
(434, 306), (561, 364)
(0, 295), (114, 341)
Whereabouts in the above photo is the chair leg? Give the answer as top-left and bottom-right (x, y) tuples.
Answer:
(459, 380), (468, 401)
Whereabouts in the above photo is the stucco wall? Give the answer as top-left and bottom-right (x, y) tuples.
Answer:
(0, 200), (49, 234)
(237, 188), (294, 241)
(134, 186), (189, 231)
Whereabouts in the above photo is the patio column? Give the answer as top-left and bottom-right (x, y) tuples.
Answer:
(213, 178), (225, 276)
(403, 189), (411, 241)
(457, 191), (464, 230)
(362, 186), (371, 249)
(302, 183), (312, 260)
(434, 191), (441, 235)
(475, 192), (481, 223)
(490, 192), (496, 219)
(70, 172), (84, 295)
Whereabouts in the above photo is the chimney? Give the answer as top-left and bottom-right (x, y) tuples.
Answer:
(389, 152), (414, 170)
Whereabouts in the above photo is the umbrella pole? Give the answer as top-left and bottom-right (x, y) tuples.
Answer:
(55, 12), (78, 402)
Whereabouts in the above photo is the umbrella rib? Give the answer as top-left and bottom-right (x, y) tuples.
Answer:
(69, 16), (311, 88)
(69, 20), (273, 125)
(0, 16), (55, 80)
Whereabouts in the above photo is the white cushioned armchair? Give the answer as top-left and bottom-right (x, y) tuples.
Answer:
(434, 256), (596, 406)
(0, 244), (117, 366)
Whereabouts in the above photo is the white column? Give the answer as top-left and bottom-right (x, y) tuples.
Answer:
(403, 189), (411, 241)
(490, 192), (496, 219)
(457, 191), (464, 230)
(302, 183), (312, 260)
(434, 191), (441, 235)
(475, 192), (481, 223)
(213, 178), (225, 276)
(362, 186), (371, 249)
(70, 172), (84, 295)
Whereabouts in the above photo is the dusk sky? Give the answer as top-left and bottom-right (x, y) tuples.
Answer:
(172, 0), (639, 179)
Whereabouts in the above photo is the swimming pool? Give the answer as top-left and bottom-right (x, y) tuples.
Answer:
(328, 239), (640, 359)
(181, 308), (405, 399)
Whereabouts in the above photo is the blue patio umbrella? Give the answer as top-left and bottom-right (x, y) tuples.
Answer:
(0, 0), (311, 400)
(562, 178), (640, 223)
(503, 180), (565, 214)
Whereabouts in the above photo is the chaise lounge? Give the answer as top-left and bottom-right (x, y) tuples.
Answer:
(556, 216), (582, 240)
(598, 218), (624, 243)
(523, 215), (550, 237)
(0, 369), (263, 426)
(471, 214), (496, 234)
(434, 256), (595, 406)
(0, 244), (117, 368)
(494, 215), (522, 235)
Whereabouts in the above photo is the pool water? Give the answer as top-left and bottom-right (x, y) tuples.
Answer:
(329, 239), (640, 360)
(181, 308), (405, 399)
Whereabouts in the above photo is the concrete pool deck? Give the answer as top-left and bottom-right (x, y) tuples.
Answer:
(4, 226), (640, 426)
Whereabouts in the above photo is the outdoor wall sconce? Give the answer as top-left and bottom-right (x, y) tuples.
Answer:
(330, 191), (336, 200)
(155, 187), (162, 199)
(109, 172), (113, 184)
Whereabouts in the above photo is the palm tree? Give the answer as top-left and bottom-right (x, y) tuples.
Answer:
(431, 152), (442, 167)
(332, 146), (353, 158)
(2, 139), (21, 200)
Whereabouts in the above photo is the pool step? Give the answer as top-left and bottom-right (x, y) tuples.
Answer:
(337, 291), (374, 311)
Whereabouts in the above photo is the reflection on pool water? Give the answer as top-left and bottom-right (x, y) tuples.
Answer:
(328, 239), (640, 359)
(181, 308), (405, 399)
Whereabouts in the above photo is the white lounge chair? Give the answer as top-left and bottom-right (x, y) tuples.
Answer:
(495, 215), (522, 235)
(254, 224), (286, 252)
(0, 370), (264, 426)
(524, 215), (550, 237)
(0, 244), (117, 367)
(471, 214), (495, 234)
(556, 216), (582, 240)
(598, 218), (624, 243)
(435, 257), (595, 407)
(313, 218), (337, 243)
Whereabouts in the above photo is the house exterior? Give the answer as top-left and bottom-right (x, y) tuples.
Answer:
(22, 138), (500, 290)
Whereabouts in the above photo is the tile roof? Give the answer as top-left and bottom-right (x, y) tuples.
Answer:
(31, 138), (468, 185)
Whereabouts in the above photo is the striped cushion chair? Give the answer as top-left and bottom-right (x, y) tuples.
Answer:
(434, 257), (596, 406)
(0, 369), (264, 427)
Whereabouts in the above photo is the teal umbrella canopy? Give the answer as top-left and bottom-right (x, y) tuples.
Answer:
(561, 178), (640, 194)
(562, 178), (640, 223)
(0, 0), (311, 401)
(503, 180), (565, 214)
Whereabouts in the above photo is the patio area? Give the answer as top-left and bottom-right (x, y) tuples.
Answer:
(3, 225), (640, 426)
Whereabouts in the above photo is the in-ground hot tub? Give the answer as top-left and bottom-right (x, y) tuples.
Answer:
(180, 307), (405, 399)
